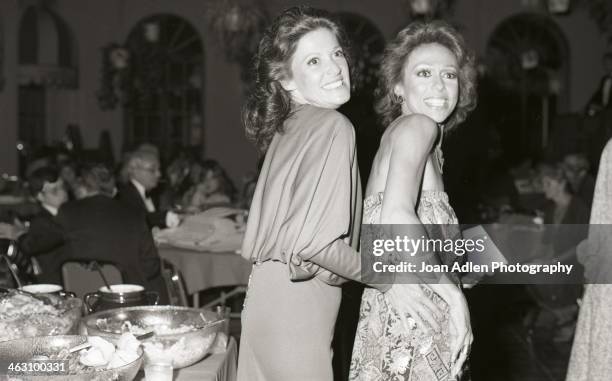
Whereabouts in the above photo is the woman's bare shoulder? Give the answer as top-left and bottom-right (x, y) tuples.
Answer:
(386, 114), (438, 147)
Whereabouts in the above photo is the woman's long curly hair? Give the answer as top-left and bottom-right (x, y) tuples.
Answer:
(243, 6), (351, 153)
(376, 21), (477, 131)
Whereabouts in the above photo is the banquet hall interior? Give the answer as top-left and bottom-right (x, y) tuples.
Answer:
(0, 0), (611, 380)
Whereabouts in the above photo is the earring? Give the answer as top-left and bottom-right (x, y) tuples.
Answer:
(394, 94), (404, 104)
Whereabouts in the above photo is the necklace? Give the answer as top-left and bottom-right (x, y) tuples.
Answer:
(434, 124), (444, 174)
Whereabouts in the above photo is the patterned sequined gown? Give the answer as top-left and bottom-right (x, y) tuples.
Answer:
(350, 190), (460, 381)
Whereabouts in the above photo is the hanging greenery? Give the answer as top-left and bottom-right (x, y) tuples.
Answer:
(96, 42), (130, 110)
(205, 0), (270, 88)
(96, 39), (169, 110)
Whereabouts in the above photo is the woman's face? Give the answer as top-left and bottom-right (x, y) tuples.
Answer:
(201, 170), (221, 195)
(282, 28), (350, 109)
(394, 43), (459, 123)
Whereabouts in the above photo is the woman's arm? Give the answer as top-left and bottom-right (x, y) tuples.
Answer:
(380, 115), (444, 279)
(381, 114), (438, 224)
(381, 114), (472, 376)
(282, 110), (379, 286)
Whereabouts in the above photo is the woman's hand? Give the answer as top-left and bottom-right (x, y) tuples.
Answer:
(433, 284), (472, 378)
(385, 283), (445, 333)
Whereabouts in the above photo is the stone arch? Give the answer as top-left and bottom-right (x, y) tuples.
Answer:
(18, 5), (77, 87)
(485, 12), (570, 157)
(486, 12), (569, 101)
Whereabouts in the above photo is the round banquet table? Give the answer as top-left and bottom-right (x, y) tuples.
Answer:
(157, 244), (252, 307)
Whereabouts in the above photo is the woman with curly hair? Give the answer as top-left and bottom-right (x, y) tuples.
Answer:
(350, 21), (477, 380)
(237, 6), (389, 381)
(181, 159), (236, 211)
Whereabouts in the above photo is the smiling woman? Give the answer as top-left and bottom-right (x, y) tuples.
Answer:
(280, 28), (351, 108)
(350, 21), (477, 381)
(237, 6), (387, 381)
(393, 43), (459, 124)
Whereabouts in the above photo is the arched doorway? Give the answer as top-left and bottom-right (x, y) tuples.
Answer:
(485, 12), (569, 160)
(17, 4), (77, 175)
(123, 14), (204, 160)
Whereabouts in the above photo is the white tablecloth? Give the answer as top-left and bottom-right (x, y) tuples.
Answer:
(158, 245), (252, 296)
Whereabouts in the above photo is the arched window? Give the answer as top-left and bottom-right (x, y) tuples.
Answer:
(17, 5), (76, 165)
(123, 14), (204, 159)
(485, 12), (569, 157)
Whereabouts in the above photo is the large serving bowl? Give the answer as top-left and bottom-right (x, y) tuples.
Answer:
(0, 289), (83, 342)
(0, 335), (143, 381)
(82, 305), (223, 368)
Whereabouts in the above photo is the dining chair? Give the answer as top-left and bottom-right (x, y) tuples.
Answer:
(160, 259), (189, 306)
(61, 260), (123, 298)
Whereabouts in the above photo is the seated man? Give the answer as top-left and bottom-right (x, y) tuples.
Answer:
(58, 162), (168, 303)
(0, 167), (68, 284)
(117, 149), (179, 230)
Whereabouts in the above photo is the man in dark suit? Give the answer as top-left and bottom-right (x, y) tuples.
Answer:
(0, 167), (68, 284)
(58, 163), (168, 303)
(116, 149), (179, 230)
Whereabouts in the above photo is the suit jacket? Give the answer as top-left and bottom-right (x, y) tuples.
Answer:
(116, 182), (167, 229)
(16, 208), (66, 285)
(57, 194), (167, 302)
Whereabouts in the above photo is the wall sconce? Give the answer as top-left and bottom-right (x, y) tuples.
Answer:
(205, 0), (269, 63)
(109, 46), (129, 70)
(410, 0), (432, 15)
(403, 0), (456, 20)
(143, 22), (160, 43)
(521, 50), (539, 70)
(548, 0), (571, 13)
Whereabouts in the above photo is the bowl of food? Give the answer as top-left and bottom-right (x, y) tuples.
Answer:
(0, 289), (83, 342)
(0, 335), (144, 381)
(82, 306), (224, 368)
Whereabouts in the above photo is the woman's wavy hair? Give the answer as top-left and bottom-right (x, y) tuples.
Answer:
(376, 20), (477, 131)
(201, 159), (236, 201)
(243, 6), (351, 153)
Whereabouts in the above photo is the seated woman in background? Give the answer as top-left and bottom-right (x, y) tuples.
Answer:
(158, 154), (191, 211)
(181, 160), (236, 212)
